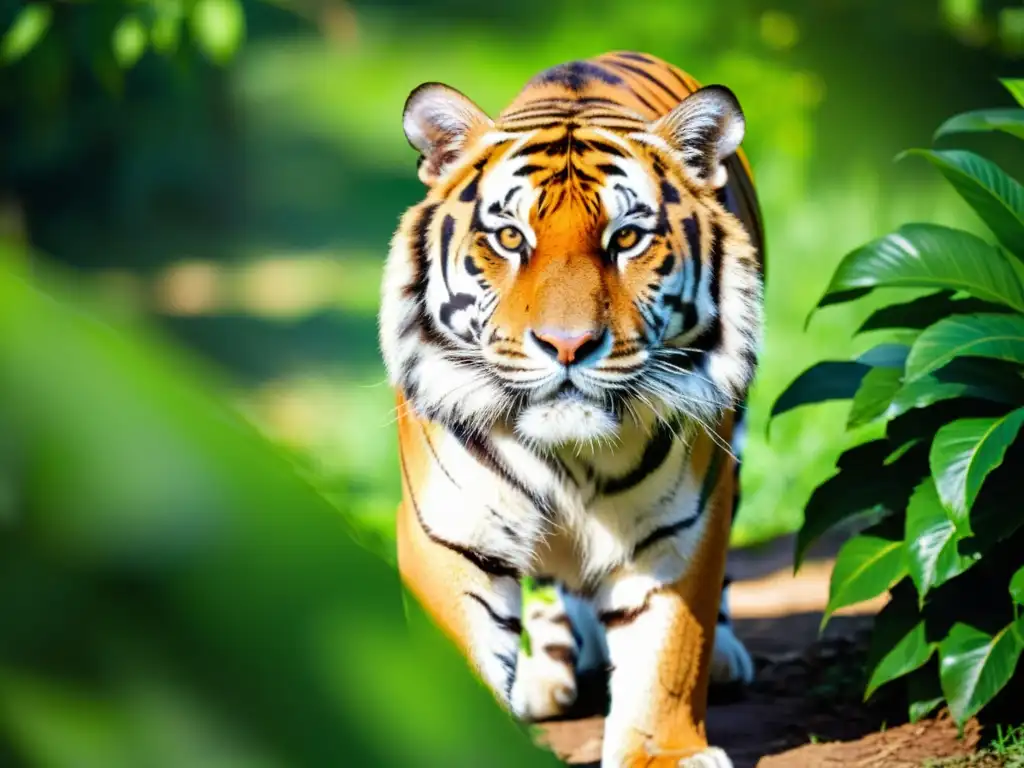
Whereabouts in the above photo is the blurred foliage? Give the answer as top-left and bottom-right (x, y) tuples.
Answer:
(0, 253), (561, 767)
(771, 78), (1024, 728)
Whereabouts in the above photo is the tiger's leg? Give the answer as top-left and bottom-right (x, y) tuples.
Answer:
(509, 577), (580, 721)
(396, 496), (524, 709)
(596, 461), (735, 767)
(710, 401), (754, 687)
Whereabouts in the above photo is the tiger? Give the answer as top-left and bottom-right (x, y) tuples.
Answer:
(378, 50), (765, 768)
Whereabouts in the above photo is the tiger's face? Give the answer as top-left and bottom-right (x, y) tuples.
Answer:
(380, 82), (763, 447)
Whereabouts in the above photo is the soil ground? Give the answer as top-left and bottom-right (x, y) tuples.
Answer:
(533, 532), (989, 767)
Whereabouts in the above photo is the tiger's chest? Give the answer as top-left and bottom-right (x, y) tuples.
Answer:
(534, 432), (710, 591)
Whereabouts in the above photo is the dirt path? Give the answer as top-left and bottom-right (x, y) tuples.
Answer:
(534, 533), (982, 767)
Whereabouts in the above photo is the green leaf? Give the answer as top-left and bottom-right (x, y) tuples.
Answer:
(796, 440), (928, 569)
(930, 408), (1024, 525)
(904, 479), (979, 601)
(888, 379), (989, 420)
(823, 532), (907, 629)
(1003, 78), (1024, 108)
(933, 108), (1024, 142)
(770, 345), (909, 427)
(1, 3), (52, 63)
(908, 667), (945, 723)
(849, 367), (904, 428)
(887, 357), (1024, 420)
(865, 587), (936, 700)
(857, 343), (911, 369)
(1011, 566), (1024, 606)
(906, 313), (1024, 381)
(112, 15), (147, 69)
(190, 0), (245, 64)
(939, 619), (1024, 725)
(866, 620), (935, 700)
(857, 291), (1008, 334)
(901, 149), (1024, 259)
(815, 224), (1024, 313)
(770, 361), (870, 421)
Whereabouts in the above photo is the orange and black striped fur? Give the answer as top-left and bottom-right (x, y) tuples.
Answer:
(379, 51), (764, 767)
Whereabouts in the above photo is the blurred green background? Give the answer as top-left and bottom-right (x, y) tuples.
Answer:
(1, 0), (1024, 764)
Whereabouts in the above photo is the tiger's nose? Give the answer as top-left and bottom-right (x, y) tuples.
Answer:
(528, 328), (607, 366)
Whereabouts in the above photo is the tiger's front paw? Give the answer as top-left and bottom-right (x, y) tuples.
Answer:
(676, 746), (733, 767)
(509, 644), (577, 721)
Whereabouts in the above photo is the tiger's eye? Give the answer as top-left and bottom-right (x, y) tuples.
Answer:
(614, 226), (640, 251)
(498, 226), (524, 251)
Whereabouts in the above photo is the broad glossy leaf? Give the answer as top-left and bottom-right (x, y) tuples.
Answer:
(904, 479), (978, 601)
(857, 343), (911, 369)
(770, 361), (870, 421)
(887, 379), (1001, 420)
(939, 619), (1024, 725)
(933, 108), (1024, 142)
(930, 409), (1024, 525)
(797, 440), (928, 569)
(823, 532), (907, 628)
(908, 666), (945, 723)
(0, 3), (52, 63)
(816, 223), (1024, 312)
(857, 291), (1007, 334)
(849, 367), (903, 428)
(906, 313), (1024, 381)
(866, 621), (935, 700)
(865, 588), (935, 699)
(901, 149), (1024, 259)
(1011, 566), (1024, 605)
(1003, 78), (1024, 108)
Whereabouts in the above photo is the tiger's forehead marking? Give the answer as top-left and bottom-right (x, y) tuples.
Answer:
(477, 123), (657, 223)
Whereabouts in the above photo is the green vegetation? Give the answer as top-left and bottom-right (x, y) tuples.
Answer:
(924, 723), (1024, 766)
(771, 79), (1024, 727)
(0, 254), (561, 767)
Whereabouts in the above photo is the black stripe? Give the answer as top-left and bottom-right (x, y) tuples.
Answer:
(599, 590), (655, 629)
(708, 222), (724, 311)
(683, 215), (703, 300)
(583, 139), (627, 157)
(498, 650), (517, 702)
(619, 81), (658, 113)
(439, 214), (455, 291)
(633, 513), (701, 556)
(404, 203), (438, 298)
(633, 446), (725, 557)
(514, 139), (566, 157)
(615, 52), (655, 64)
(596, 419), (677, 495)
(611, 59), (685, 104)
(449, 422), (555, 518)
(598, 163), (626, 177)
(661, 180), (680, 204)
(465, 591), (523, 635)
(514, 164), (545, 177)
(438, 292), (475, 333)
(399, 448), (519, 579)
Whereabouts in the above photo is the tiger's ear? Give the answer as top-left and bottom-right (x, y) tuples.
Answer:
(403, 82), (493, 186)
(651, 85), (745, 188)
